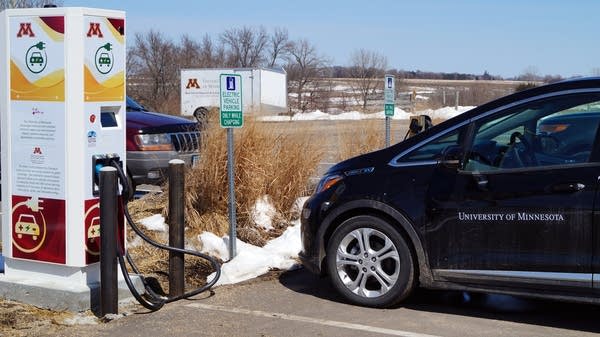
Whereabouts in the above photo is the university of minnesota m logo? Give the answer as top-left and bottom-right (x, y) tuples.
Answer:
(86, 22), (103, 38)
(186, 78), (200, 89)
(16, 23), (35, 37)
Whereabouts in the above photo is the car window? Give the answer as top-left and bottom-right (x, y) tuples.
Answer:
(399, 128), (462, 162)
(464, 93), (600, 172)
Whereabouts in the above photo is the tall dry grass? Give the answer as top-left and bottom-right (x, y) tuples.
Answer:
(130, 113), (324, 247)
(336, 119), (385, 161)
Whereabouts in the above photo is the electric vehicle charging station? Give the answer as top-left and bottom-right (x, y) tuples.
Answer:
(0, 7), (126, 310)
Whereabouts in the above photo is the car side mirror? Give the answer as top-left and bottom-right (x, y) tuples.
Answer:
(439, 145), (464, 170)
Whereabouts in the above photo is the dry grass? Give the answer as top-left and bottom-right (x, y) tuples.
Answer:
(129, 113), (324, 247)
(126, 114), (323, 288)
(337, 119), (385, 161)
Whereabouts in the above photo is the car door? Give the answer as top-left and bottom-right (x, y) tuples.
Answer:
(425, 92), (600, 290)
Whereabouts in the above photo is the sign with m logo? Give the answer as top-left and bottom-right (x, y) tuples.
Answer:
(186, 78), (200, 89)
(86, 22), (103, 37)
(17, 23), (35, 37)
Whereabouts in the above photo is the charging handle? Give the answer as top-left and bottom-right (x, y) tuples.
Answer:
(92, 154), (121, 196)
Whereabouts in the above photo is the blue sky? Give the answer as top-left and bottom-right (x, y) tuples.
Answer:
(64, 0), (599, 78)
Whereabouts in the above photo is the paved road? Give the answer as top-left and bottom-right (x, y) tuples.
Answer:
(50, 268), (600, 337)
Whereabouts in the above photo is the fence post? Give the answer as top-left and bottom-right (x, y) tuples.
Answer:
(100, 167), (118, 316)
(168, 159), (185, 297)
(455, 91), (460, 110)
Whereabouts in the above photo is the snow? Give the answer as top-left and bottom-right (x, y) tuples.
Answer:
(250, 195), (277, 230)
(140, 214), (167, 232)
(192, 197), (309, 286)
(200, 221), (302, 286)
(420, 106), (475, 120)
(259, 106), (474, 122)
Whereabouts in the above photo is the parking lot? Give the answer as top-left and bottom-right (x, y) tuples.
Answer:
(43, 268), (600, 337)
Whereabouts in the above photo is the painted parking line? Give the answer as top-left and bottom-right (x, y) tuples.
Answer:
(186, 303), (440, 337)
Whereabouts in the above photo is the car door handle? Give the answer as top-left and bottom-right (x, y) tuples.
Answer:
(472, 174), (488, 190)
(551, 183), (585, 193)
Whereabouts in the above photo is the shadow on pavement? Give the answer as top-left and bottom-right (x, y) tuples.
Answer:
(280, 267), (600, 334)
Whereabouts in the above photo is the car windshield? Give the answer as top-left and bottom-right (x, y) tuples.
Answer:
(126, 96), (147, 112)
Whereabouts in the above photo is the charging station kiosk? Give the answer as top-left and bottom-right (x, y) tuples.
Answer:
(0, 7), (126, 310)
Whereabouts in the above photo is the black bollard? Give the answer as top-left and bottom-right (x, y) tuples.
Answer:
(100, 166), (118, 316)
(168, 159), (185, 297)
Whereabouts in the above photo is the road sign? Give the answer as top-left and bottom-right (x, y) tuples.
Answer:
(220, 74), (243, 128)
(384, 75), (395, 117)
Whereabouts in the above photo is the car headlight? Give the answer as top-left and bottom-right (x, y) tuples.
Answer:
(315, 174), (343, 194)
(134, 133), (174, 151)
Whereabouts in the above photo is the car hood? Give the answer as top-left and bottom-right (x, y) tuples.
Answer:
(327, 146), (399, 175)
(126, 110), (198, 134)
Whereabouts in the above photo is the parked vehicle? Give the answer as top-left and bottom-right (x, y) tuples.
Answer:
(180, 67), (287, 121)
(300, 77), (600, 308)
(126, 96), (199, 186)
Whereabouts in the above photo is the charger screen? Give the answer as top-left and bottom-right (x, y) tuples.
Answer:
(100, 111), (118, 127)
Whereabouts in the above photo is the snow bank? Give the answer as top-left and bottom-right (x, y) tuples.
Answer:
(420, 106), (475, 120)
(259, 106), (474, 122)
(201, 221), (302, 286)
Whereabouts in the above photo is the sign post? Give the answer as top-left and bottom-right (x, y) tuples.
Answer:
(384, 75), (395, 147)
(220, 74), (243, 260)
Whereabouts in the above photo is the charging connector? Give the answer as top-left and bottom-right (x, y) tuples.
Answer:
(92, 154), (122, 197)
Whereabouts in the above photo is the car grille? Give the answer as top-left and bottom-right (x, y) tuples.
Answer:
(169, 131), (200, 153)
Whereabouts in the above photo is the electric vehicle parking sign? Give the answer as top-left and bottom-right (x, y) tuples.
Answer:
(220, 74), (243, 128)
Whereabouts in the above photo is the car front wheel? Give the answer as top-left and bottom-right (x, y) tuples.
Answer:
(326, 215), (416, 308)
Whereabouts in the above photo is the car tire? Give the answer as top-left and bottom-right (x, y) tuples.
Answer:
(326, 215), (416, 308)
(193, 107), (209, 124)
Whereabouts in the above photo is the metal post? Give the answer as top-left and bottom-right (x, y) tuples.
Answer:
(227, 128), (237, 260)
(100, 167), (118, 316)
(385, 116), (391, 147)
(442, 89), (446, 106)
(168, 159), (185, 297)
(455, 91), (459, 110)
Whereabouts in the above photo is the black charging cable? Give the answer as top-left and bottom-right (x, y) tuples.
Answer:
(108, 159), (221, 311)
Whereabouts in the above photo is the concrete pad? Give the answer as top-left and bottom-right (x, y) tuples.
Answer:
(0, 272), (145, 312)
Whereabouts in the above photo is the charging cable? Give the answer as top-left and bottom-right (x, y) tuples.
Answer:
(108, 159), (221, 311)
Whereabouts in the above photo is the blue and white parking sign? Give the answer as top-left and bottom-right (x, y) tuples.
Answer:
(227, 76), (236, 90)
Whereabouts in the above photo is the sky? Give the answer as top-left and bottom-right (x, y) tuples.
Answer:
(63, 0), (600, 78)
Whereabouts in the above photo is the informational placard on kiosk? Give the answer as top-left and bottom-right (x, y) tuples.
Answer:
(9, 15), (67, 264)
(83, 15), (125, 264)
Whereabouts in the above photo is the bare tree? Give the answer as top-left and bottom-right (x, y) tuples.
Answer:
(0, 0), (61, 9)
(198, 34), (225, 68)
(349, 49), (387, 111)
(286, 39), (328, 112)
(127, 30), (179, 113)
(220, 26), (268, 67)
(592, 68), (600, 76)
(267, 27), (291, 68)
(518, 65), (542, 81)
(177, 34), (202, 69)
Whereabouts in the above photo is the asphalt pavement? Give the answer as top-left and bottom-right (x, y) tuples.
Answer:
(45, 267), (600, 337)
